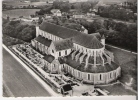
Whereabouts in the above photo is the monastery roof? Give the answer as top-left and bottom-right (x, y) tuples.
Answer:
(88, 56), (107, 64)
(53, 39), (73, 51)
(72, 34), (103, 49)
(43, 54), (55, 63)
(64, 55), (119, 73)
(34, 35), (52, 47)
(78, 62), (119, 73)
(39, 21), (81, 39)
(90, 33), (101, 40)
(39, 22), (103, 49)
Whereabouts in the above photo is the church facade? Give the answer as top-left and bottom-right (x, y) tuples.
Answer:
(31, 21), (121, 85)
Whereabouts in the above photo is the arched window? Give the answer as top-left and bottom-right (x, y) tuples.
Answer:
(110, 73), (112, 78)
(88, 74), (90, 80)
(52, 50), (54, 53)
(59, 52), (61, 56)
(73, 69), (74, 75)
(100, 74), (102, 80)
(63, 64), (64, 68)
(65, 50), (67, 55)
(78, 72), (80, 78)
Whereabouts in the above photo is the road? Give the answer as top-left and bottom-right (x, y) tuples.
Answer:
(3, 48), (51, 97)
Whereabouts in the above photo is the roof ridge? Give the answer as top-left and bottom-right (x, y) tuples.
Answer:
(41, 21), (85, 35)
(91, 36), (103, 48)
(53, 38), (72, 44)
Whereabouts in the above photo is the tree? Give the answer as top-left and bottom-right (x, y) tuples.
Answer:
(81, 2), (91, 13)
(2, 18), (9, 25)
(89, 19), (105, 33)
(114, 22), (125, 32)
(38, 17), (43, 24)
(89, 0), (98, 9)
(126, 24), (137, 51)
(8, 20), (20, 26)
(15, 24), (29, 38)
(3, 25), (15, 37)
(98, 4), (135, 21)
(20, 27), (34, 42)
(36, 6), (52, 15)
(53, 1), (62, 9)
(73, 3), (82, 10)
(60, 2), (71, 12)
(97, 28), (108, 36)
(2, 3), (6, 10)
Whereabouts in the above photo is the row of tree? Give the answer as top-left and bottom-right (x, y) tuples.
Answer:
(89, 19), (137, 51)
(36, 0), (99, 15)
(121, 1), (137, 13)
(3, 19), (36, 42)
(98, 5), (136, 22)
(46, 15), (137, 51)
(53, 1), (98, 13)
(35, 5), (53, 15)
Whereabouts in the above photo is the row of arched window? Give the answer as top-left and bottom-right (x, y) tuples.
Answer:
(64, 64), (120, 82)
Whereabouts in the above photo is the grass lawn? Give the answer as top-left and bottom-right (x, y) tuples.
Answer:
(97, 83), (136, 95)
(2, 9), (40, 19)
(105, 45), (137, 91)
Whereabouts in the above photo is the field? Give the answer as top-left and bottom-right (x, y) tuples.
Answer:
(2, 9), (40, 18)
(3, 1), (49, 6)
(105, 45), (137, 91)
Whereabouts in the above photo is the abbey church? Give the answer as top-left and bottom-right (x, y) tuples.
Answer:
(31, 21), (121, 84)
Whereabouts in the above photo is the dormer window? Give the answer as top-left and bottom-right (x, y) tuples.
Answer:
(52, 50), (54, 53)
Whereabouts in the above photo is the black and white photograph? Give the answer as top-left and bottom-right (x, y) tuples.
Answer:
(2, 0), (137, 98)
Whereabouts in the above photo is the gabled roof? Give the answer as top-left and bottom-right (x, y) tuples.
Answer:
(101, 34), (105, 39)
(53, 39), (73, 51)
(34, 35), (52, 47)
(39, 22), (103, 49)
(39, 21), (81, 39)
(51, 9), (61, 13)
(72, 33), (103, 49)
